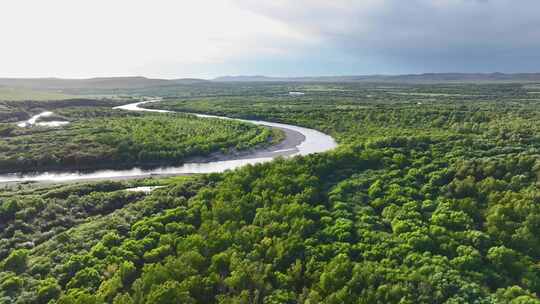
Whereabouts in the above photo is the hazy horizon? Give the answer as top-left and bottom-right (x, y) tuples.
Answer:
(5, 71), (540, 82)
(4, 71), (540, 81)
(3, 0), (540, 79)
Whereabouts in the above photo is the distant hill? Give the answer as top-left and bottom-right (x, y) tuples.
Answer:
(213, 73), (540, 83)
(170, 78), (210, 85)
(2, 74), (540, 91)
(213, 75), (281, 82)
(0, 77), (208, 91)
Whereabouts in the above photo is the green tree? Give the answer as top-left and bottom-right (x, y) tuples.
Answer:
(2, 249), (29, 273)
(145, 281), (195, 304)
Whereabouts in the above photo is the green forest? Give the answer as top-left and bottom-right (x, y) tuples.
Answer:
(2, 82), (540, 303)
(0, 106), (280, 173)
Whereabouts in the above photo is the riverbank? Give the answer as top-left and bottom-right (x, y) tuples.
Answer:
(0, 99), (336, 183)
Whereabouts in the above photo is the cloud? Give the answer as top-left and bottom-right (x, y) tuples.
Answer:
(1, 0), (540, 77)
(0, 0), (311, 78)
(233, 0), (540, 73)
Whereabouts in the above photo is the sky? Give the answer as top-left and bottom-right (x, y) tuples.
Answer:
(1, 0), (540, 79)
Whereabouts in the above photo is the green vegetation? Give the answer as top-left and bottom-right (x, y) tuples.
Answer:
(0, 88), (77, 102)
(2, 82), (540, 303)
(0, 109), (280, 173)
(0, 99), (126, 123)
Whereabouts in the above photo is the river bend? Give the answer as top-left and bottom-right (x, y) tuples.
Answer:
(0, 99), (337, 183)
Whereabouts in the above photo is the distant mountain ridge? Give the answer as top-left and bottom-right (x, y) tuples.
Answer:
(0, 77), (208, 90)
(213, 73), (540, 83)
(2, 73), (540, 91)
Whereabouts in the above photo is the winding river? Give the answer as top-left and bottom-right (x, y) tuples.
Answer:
(16, 111), (69, 128)
(0, 99), (337, 183)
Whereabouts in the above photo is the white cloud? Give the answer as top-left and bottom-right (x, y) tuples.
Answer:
(0, 0), (312, 78)
(2, 0), (540, 77)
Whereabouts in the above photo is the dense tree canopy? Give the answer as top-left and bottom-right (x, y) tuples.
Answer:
(2, 82), (540, 303)
(0, 108), (280, 173)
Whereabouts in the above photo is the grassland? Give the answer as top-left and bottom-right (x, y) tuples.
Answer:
(0, 88), (78, 102)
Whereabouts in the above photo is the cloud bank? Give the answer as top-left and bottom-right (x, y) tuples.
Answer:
(1, 0), (540, 77)
(234, 0), (540, 74)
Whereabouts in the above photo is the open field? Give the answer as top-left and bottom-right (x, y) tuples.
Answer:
(0, 88), (78, 101)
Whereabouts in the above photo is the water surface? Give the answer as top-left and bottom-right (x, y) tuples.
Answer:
(17, 111), (69, 128)
(0, 99), (337, 183)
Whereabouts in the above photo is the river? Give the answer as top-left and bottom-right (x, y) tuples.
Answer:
(0, 99), (337, 183)
(17, 111), (69, 128)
